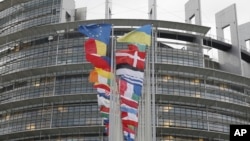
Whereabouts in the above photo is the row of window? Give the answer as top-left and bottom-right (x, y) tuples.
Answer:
(156, 49), (203, 67)
(0, 66), (248, 106)
(0, 4), (60, 27)
(0, 44), (207, 76)
(157, 105), (249, 133)
(0, 0), (62, 35)
(1, 14), (60, 36)
(0, 102), (248, 136)
(0, 104), (101, 135)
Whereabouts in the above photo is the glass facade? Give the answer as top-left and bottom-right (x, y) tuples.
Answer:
(0, 0), (61, 36)
(0, 0), (250, 141)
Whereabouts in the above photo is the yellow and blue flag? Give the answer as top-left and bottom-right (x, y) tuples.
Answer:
(117, 24), (152, 46)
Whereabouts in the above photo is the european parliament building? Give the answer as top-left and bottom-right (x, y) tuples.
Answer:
(0, 0), (250, 140)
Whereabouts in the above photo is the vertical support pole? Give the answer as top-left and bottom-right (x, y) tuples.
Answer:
(144, 46), (152, 141)
(109, 25), (122, 141)
(151, 25), (156, 141)
(109, 24), (115, 141)
(138, 90), (145, 141)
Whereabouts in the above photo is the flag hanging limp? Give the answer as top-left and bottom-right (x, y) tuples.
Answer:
(116, 24), (152, 140)
(78, 23), (112, 136)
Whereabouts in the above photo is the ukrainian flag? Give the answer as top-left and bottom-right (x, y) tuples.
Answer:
(117, 24), (152, 46)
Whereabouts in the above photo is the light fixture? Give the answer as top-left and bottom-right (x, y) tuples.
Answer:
(162, 104), (173, 112)
(26, 123), (36, 130)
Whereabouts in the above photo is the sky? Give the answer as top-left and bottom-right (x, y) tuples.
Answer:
(74, 0), (250, 36)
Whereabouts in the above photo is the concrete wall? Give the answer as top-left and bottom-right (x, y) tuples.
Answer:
(239, 22), (250, 78)
(75, 7), (87, 21)
(215, 4), (242, 75)
(185, 0), (203, 66)
(60, 0), (75, 23)
(185, 0), (202, 25)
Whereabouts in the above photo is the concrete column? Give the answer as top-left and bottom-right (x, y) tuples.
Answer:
(148, 0), (157, 20)
(215, 4), (242, 75)
(105, 0), (112, 19)
(185, 0), (202, 25)
(239, 22), (250, 78)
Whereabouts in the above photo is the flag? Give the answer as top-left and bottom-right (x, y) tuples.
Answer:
(121, 96), (138, 109)
(78, 23), (112, 45)
(117, 24), (152, 46)
(124, 131), (135, 141)
(120, 74), (143, 86)
(86, 53), (111, 71)
(89, 69), (111, 84)
(94, 83), (110, 92)
(121, 112), (138, 127)
(103, 118), (109, 125)
(94, 67), (112, 79)
(97, 94), (110, 108)
(97, 87), (110, 96)
(100, 106), (109, 118)
(123, 126), (135, 141)
(119, 78), (141, 102)
(116, 48), (146, 70)
(116, 64), (144, 79)
(85, 38), (107, 56)
(120, 103), (138, 115)
(128, 44), (147, 52)
(98, 93), (110, 100)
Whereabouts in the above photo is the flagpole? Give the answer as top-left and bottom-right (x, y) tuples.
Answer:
(151, 25), (156, 141)
(114, 36), (123, 141)
(108, 24), (114, 141)
(144, 45), (152, 141)
(109, 24), (123, 141)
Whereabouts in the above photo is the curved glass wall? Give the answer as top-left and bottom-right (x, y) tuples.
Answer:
(156, 42), (204, 67)
(0, 32), (84, 75)
(155, 69), (250, 140)
(157, 71), (248, 106)
(0, 0), (62, 36)
(0, 103), (103, 135)
(0, 24), (249, 141)
(0, 72), (95, 104)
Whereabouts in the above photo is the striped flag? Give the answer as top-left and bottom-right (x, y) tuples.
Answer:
(94, 83), (110, 93)
(123, 126), (135, 141)
(120, 103), (138, 115)
(86, 54), (111, 71)
(119, 79), (140, 102)
(97, 94), (110, 108)
(89, 69), (111, 85)
(97, 87), (110, 96)
(100, 106), (109, 118)
(121, 112), (138, 127)
(117, 24), (152, 46)
(120, 96), (138, 109)
(116, 64), (144, 79)
(128, 43), (147, 52)
(116, 25), (152, 140)
(120, 74), (143, 86)
(79, 23), (112, 136)
(85, 38), (107, 56)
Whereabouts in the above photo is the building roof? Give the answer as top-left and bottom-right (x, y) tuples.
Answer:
(0, 19), (210, 45)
